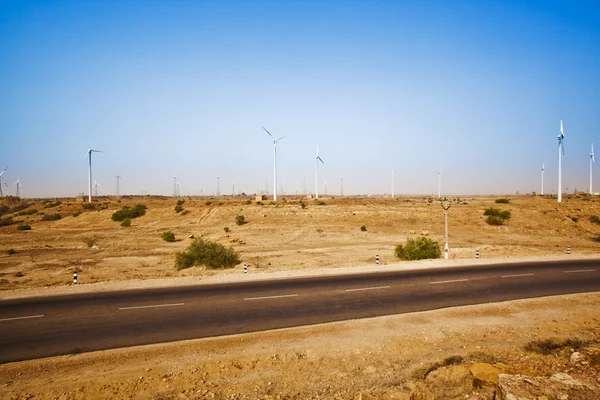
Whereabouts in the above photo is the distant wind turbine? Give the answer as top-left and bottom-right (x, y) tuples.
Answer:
(557, 121), (565, 203)
(438, 169), (443, 198)
(541, 163), (544, 196)
(0, 167), (7, 197)
(590, 143), (595, 194)
(87, 147), (105, 202)
(115, 174), (122, 196)
(315, 146), (324, 199)
(263, 127), (287, 201)
(94, 180), (102, 197)
(12, 179), (22, 197)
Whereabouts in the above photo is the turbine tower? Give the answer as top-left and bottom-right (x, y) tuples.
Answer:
(557, 121), (565, 203)
(263, 127), (287, 201)
(315, 146), (324, 199)
(541, 163), (544, 196)
(438, 169), (443, 198)
(12, 179), (21, 197)
(590, 143), (595, 194)
(94, 180), (101, 197)
(173, 177), (178, 197)
(0, 167), (7, 197)
(115, 174), (122, 196)
(87, 147), (105, 203)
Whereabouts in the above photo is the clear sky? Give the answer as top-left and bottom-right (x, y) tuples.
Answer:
(1, 0), (599, 198)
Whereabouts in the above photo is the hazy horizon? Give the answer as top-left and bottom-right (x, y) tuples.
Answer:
(1, 0), (599, 198)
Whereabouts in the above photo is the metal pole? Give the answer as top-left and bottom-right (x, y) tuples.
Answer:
(441, 200), (451, 260)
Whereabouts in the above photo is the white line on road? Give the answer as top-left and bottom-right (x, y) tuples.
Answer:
(345, 286), (391, 292)
(429, 279), (469, 285)
(119, 303), (185, 311)
(501, 273), (535, 278)
(0, 314), (44, 322)
(244, 294), (299, 301)
(564, 269), (596, 274)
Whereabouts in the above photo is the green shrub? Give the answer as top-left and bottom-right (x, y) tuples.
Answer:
(120, 218), (131, 227)
(111, 204), (147, 221)
(0, 216), (13, 226)
(300, 201), (307, 209)
(360, 225), (367, 231)
(318, 201), (326, 206)
(162, 231), (176, 242)
(176, 199), (185, 206)
(218, 202), (224, 206)
(486, 216), (505, 225)
(43, 200), (61, 208)
(6, 248), (16, 255)
(0, 205), (9, 215)
(175, 238), (240, 270)
(224, 227), (230, 233)
(16, 224), (31, 231)
(82, 236), (97, 248)
(246, 200), (252, 205)
(174, 204), (184, 213)
(235, 215), (246, 225)
(495, 198), (510, 204)
(484, 208), (501, 216)
(590, 215), (600, 225)
(42, 213), (61, 221)
(9, 203), (29, 213)
(395, 237), (441, 260)
(524, 338), (589, 355)
(72, 211), (82, 217)
(82, 203), (95, 210)
(26, 209), (38, 215)
(205, 201), (212, 206)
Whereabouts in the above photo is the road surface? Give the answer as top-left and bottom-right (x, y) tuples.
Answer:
(1, 259), (599, 363)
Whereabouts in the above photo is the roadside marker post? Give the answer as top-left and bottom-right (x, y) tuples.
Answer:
(567, 246), (571, 255)
(376, 254), (379, 265)
(73, 272), (78, 285)
(244, 263), (247, 273)
(476, 249), (479, 259)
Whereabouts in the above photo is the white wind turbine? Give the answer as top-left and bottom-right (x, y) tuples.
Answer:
(590, 143), (595, 195)
(315, 146), (324, 199)
(541, 163), (545, 196)
(0, 167), (7, 197)
(263, 127), (287, 201)
(437, 169), (443, 198)
(12, 179), (22, 197)
(557, 121), (565, 203)
(87, 147), (105, 202)
(115, 174), (122, 196)
(94, 180), (102, 197)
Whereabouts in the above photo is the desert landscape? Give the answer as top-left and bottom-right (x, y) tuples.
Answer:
(1, 194), (600, 399)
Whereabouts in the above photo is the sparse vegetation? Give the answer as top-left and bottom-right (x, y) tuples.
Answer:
(72, 211), (81, 217)
(120, 218), (131, 227)
(82, 236), (98, 248)
(299, 201), (307, 209)
(82, 203), (95, 210)
(180, 209), (190, 216)
(590, 215), (600, 225)
(246, 200), (252, 205)
(412, 355), (464, 379)
(484, 207), (511, 225)
(26, 209), (38, 215)
(224, 227), (230, 233)
(111, 204), (147, 221)
(317, 201), (326, 206)
(162, 231), (176, 242)
(16, 224), (31, 230)
(175, 238), (240, 270)
(43, 200), (62, 208)
(205, 201), (212, 206)
(174, 204), (184, 213)
(524, 338), (590, 355)
(360, 225), (367, 231)
(395, 237), (441, 260)
(486, 215), (505, 225)
(235, 215), (246, 225)
(176, 199), (185, 206)
(6, 248), (16, 255)
(495, 198), (510, 204)
(0, 216), (14, 226)
(570, 216), (579, 222)
(0, 204), (9, 215)
(42, 213), (62, 221)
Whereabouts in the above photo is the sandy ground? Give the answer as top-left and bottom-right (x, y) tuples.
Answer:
(1, 195), (600, 398)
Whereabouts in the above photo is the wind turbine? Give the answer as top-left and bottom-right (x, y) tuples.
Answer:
(590, 143), (595, 194)
(438, 169), (443, 198)
(87, 147), (105, 202)
(94, 180), (102, 197)
(115, 174), (122, 196)
(541, 163), (544, 196)
(12, 179), (22, 197)
(0, 167), (7, 197)
(263, 127), (287, 201)
(315, 146), (324, 199)
(557, 121), (565, 203)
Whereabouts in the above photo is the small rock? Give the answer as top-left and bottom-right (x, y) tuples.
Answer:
(470, 363), (501, 384)
(189, 235), (194, 239)
(569, 351), (582, 364)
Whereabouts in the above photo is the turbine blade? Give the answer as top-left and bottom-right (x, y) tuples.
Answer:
(560, 120), (564, 137)
(276, 135), (287, 141)
(263, 126), (274, 138)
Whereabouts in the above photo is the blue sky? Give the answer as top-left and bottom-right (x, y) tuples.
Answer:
(0, 0), (599, 198)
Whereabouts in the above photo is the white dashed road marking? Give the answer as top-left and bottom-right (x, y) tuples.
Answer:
(119, 303), (185, 311)
(564, 269), (595, 274)
(345, 286), (391, 292)
(501, 273), (535, 278)
(244, 294), (299, 301)
(429, 279), (469, 285)
(0, 314), (44, 322)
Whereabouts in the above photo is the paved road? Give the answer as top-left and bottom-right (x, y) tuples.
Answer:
(1, 259), (599, 363)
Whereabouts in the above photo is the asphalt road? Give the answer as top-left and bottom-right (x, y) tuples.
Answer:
(1, 259), (599, 364)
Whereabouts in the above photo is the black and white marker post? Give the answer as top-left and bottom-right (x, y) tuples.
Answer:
(73, 272), (78, 285)
(244, 263), (247, 273)
(376, 254), (380, 265)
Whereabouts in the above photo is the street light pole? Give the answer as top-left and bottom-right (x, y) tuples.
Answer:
(441, 199), (451, 260)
